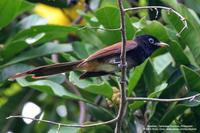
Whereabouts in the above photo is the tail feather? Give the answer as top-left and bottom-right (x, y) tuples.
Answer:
(9, 60), (82, 81)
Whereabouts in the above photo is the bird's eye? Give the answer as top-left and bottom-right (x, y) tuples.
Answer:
(148, 38), (154, 44)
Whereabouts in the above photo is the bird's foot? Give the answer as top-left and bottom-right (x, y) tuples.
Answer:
(117, 62), (128, 69)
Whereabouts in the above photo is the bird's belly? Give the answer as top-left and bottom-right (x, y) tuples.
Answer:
(80, 61), (117, 72)
(96, 63), (117, 72)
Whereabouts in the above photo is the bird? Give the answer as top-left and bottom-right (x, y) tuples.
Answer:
(9, 35), (168, 81)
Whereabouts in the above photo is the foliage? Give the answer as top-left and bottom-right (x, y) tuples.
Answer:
(1, 0), (200, 132)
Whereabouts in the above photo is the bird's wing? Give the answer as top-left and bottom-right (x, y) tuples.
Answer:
(80, 40), (137, 66)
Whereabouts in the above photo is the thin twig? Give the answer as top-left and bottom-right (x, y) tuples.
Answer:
(6, 115), (118, 128)
(115, 0), (128, 133)
(126, 93), (200, 102)
(154, 8), (159, 19)
(64, 80), (86, 124)
(125, 6), (188, 36)
(78, 26), (121, 31)
(56, 124), (61, 133)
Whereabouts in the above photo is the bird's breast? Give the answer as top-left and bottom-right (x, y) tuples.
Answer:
(127, 47), (148, 66)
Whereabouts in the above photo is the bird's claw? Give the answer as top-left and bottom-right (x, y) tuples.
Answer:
(118, 62), (128, 69)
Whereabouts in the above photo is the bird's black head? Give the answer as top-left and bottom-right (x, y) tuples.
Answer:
(135, 35), (168, 56)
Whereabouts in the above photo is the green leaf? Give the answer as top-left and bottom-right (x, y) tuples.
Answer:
(143, 60), (160, 93)
(181, 65), (200, 92)
(100, 0), (118, 7)
(185, 0), (200, 14)
(162, 3), (200, 65)
(0, 86), (27, 131)
(12, 26), (78, 41)
(96, 7), (121, 29)
(17, 14), (48, 30)
(149, 76), (185, 124)
(78, 29), (104, 48)
(84, 83), (113, 98)
(1, 42), (72, 68)
(16, 78), (86, 102)
(69, 72), (113, 98)
(1, 25), (79, 60)
(0, 0), (33, 29)
(152, 53), (173, 74)
(128, 60), (147, 96)
(0, 64), (33, 82)
(159, 93), (200, 125)
(27, 0), (70, 8)
(48, 127), (79, 133)
(46, 74), (66, 84)
(17, 1), (34, 15)
(148, 82), (168, 98)
(137, 21), (169, 42)
(69, 72), (93, 88)
(129, 82), (168, 111)
(168, 40), (190, 66)
(72, 41), (89, 59)
(78, 124), (113, 133)
(95, 6), (135, 44)
(0, 0), (22, 29)
(87, 104), (114, 121)
(162, 0), (178, 7)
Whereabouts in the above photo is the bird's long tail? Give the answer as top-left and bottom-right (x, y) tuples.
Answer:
(9, 60), (83, 81)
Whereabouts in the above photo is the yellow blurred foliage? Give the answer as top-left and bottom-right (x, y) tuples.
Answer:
(34, 0), (85, 26)
(63, 0), (85, 21)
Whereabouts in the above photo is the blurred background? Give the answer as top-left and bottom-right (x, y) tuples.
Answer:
(1, 0), (200, 133)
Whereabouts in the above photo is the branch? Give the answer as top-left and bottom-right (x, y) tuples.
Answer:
(125, 6), (188, 37)
(6, 115), (118, 128)
(115, 0), (128, 133)
(126, 93), (200, 102)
